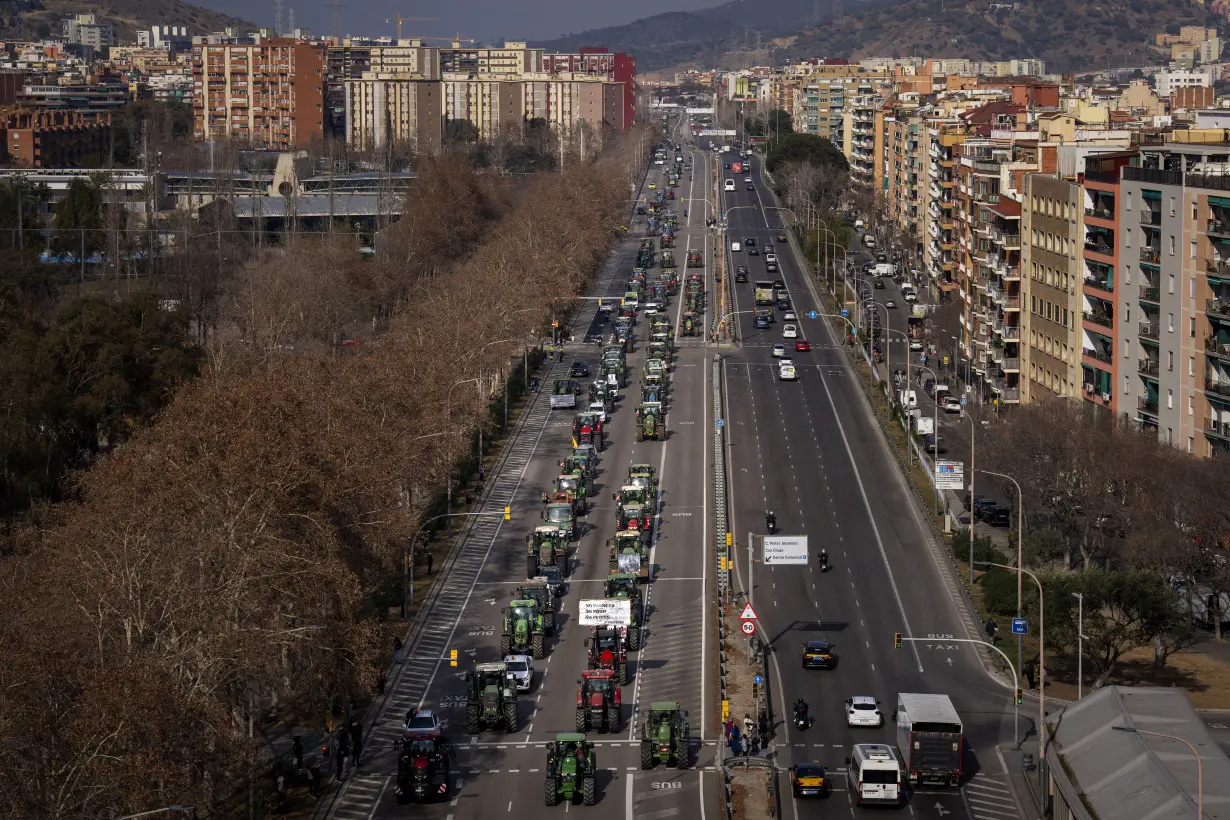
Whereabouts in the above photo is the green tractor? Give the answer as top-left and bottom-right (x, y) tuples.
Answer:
(570, 445), (599, 477)
(628, 464), (657, 499)
(500, 599), (546, 659)
(561, 454), (591, 483)
(648, 341), (670, 362)
(607, 530), (650, 581)
(614, 483), (653, 514)
(636, 402), (666, 442)
(517, 580), (558, 635)
(641, 382), (666, 405)
(605, 573), (642, 651)
(614, 502), (647, 535)
(544, 733), (597, 806)
(639, 702), (690, 769)
(681, 313), (699, 336)
(553, 473), (588, 514)
(542, 501), (579, 541)
(644, 358), (667, 381)
(464, 661), (519, 734)
(526, 525), (568, 577)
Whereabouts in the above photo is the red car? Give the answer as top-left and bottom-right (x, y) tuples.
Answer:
(795, 340), (811, 352)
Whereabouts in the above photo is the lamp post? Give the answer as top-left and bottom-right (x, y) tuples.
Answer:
(860, 298), (892, 381)
(1073, 592), (1088, 699)
(916, 365), (942, 514)
(1112, 726), (1203, 819)
(403, 510), (511, 617)
(976, 468), (1025, 678)
(474, 337), (516, 439)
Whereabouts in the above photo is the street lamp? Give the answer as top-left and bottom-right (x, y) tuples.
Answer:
(445, 377), (481, 533)
(473, 338), (517, 437)
(916, 365), (941, 514)
(1112, 726), (1203, 819)
(403, 510), (511, 617)
(977, 468), (1025, 677)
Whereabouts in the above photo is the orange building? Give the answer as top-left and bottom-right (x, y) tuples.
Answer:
(0, 109), (110, 167)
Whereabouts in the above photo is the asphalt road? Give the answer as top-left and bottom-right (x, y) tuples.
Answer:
(323, 115), (720, 820)
(713, 145), (1026, 820)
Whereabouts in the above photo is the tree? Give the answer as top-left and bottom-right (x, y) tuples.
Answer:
(52, 177), (105, 257)
(745, 108), (794, 138)
(444, 119), (480, 145)
(765, 133), (848, 177)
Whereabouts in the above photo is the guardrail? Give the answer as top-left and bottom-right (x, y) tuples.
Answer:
(712, 353), (733, 819)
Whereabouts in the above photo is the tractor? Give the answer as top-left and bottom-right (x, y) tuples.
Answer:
(569, 445), (598, 478)
(526, 525), (568, 577)
(648, 341), (670, 362)
(628, 464), (657, 499)
(614, 502), (647, 536)
(607, 530), (650, 581)
(544, 733), (597, 806)
(614, 483), (653, 515)
(547, 481), (585, 518)
(586, 625), (630, 684)
(641, 383), (666, 405)
(542, 499), (578, 542)
(555, 472), (588, 511)
(573, 412), (604, 450)
(636, 402), (665, 442)
(642, 371), (665, 396)
(500, 599), (546, 659)
(588, 381), (614, 413)
(464, 661), (518, 733)
(561, 453), (592, 483)
(644, 358), (667, 380)
(517, 581), (558, 635)
(575, 669), (622, 733)
(681, 313), (699, 336)
(394, 731), (454, 803)
(605, 573), (642, 650)
(687, 249), (703, 268)
(639, 702), (690, 770)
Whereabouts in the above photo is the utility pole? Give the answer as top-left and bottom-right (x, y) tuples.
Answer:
(272, 0), (284, 35)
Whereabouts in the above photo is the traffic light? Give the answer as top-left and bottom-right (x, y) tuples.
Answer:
(1015, 688), (1023, 705)
(893, 632), (903, 650)
(504, 506), (512, 521)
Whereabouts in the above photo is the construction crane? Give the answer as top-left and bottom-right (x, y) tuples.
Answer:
(385, 14), (438, 40)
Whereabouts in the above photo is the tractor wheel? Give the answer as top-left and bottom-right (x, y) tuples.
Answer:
(465, 704), (480, 735)
(503, 701), (518, 733)
(532, 633), (545, 660)
(544, 776), (559, 807)
(628, 627), (641, 652)
(544, 612), (556, 636)
(640, 740), (654, 770)
(575, 707), (587, 732)
(527, 555), (538, 579)
(582, 776), (597, 806)
(499, 634), (512, 657)
(617, 661), (628, 686)
(556, 553), (568, 576)
(607, 705), (621, 733)
(675, 733), (689, 769)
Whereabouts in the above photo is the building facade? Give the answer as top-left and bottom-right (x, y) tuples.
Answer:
(344, 74), (442, 152)
(0, 109), (110, 167)
(1022, 174), (1083, 402)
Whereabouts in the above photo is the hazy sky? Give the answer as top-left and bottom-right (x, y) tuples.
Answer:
(195, 0), (716, 43)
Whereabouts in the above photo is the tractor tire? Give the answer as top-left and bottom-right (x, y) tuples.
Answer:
(544, 612), (556, 636)
(532, 633), (545, 660)
(503, 701), (518, 733)
(575, 707), (588, 733)
(675, 733), (689, 769)
(607, 705), (621, 733)
(556, 553), (568, 576)
(545, 777), (559, 807)
(628, 627), (641, 652)
(499, 634), (512, 657)
(465, 704), (479, 735)
(583, 776), (597, 806)
(527, 555), (538, 579)
(617, 661), (628, 686)
(640, 740), (655, 770)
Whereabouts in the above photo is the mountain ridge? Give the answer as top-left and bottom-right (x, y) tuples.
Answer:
(15, 0), (256, 42)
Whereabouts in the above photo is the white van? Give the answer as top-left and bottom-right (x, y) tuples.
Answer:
(863, 234), (877, 248)
(898, 389), (918, 410)
(847, 743), (902, 807)
(731, 241), (742, 252)
(724, 179), (736, 191)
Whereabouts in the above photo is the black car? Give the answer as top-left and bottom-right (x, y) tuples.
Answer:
(569, 362), (590, 378)
(755, 316), (770, 329)
(874, 279), (886, 289)
(772, 280), (786, 290)
(982, 503), (1011, 527)
(736, 264), (750, 275)
(747, 184), (755, 191)
(746, 238), (756, 246)
(801, 639), (836, 669)
(735, 271), (749, 282)
(749, 247), (759, 256)
(923, 433), (947, 454)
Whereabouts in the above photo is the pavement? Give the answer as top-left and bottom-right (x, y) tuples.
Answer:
(314, 115), (721, 820)
(713, 146), (1028, 820)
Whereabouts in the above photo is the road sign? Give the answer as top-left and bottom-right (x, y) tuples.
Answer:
(717, 418), (725, 427)
(935, 461), (964, 490)
(841, 308), (849, 318)
(720, 313), (727, 320)
(722, 700), (730, 721)
(763, 535), (808, 565)
(809, 311), (817, 320)
(738, 601), (759, 621)
(579, 598), (632, 626)
(1012, 617), (1029, 635)
(753, 675), (763, 686)
(741, 620), (756, 635)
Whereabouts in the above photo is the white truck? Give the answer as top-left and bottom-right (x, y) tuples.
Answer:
(893, 693), (964, 787)
(913, 415), (935, 437)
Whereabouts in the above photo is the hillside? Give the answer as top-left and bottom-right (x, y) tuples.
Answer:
(11, 0), (255, 42)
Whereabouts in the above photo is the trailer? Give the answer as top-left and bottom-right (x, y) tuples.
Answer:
(893, 693), (963, 787)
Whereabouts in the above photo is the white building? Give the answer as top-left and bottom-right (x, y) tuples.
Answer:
(1155, 67), (1213, 98)
(62, 13), (114, 49)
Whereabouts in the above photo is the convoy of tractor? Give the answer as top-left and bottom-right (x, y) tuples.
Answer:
(410, 146), (695, 808)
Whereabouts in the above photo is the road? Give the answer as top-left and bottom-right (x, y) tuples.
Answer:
(713, 145), (1026, 820)
(321, 115), (720, 820)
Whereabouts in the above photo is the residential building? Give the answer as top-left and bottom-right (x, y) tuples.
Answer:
(439, 41), (544, 76)
(16, 82), (130, 112)
(1154, 68), (1212, 99)
(62, 14), (115, 50)
(0, 109), (110, 167)
(925, 125), (963, 293)
(881, 99), (925, 243)
(192, 38), (327, 150)
(541, 48), (636, 132)
(844, 94), (878, 186)
(344, 74), (442, 152)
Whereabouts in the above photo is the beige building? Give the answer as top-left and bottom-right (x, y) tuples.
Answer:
(1021, 174), (1085, 402)
(344, 73), (442, 152)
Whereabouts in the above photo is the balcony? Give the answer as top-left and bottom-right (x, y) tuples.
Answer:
(1139, 321), (1159, 340)
(1139, 209), (1161, 226)
(1140, 285), (1161, 303)
(1138, 358), (1160, 377)
(1206, 379), (1230, 400)
(1139, 247), (1161, 266)
(1084, 347), (1114, 365)
(1083, 310), (1114, 329)
(1001, 233), (1021, 250)
(1085, 207), (1114, 221)
(1138, 396), (1159, 415)
(1005, 297), (1021, 311)
(1210, 219), (1230, 238)
(1207, 259), (1230, 279)
(1207, 337), (1230, 362)
(1085, 241), (1115, 257)
(1002, 357), (1021, 372)
(1209, 299), (1230, 319)
(1205, 418), (1230, 441)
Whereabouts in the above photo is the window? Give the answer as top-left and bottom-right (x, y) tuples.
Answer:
(1190, 355), (1195, 376)
(1168, 273), (1175, 294)
(1188, 436), (1195, 454)
(1125, 267), (1132, 286)
(1127, 192), (1133, 211)
(1169, 235), (1176, 256)
(1189, 395), (1195, 415)
(1170, 196), (1176, 217)
(1192, 240), (1198, 259)
(1126, 306), (1132, 322)
(1123, 374), (1130, 394)
(1191, 278), (1197, 298)
(1167, 389), (1174, 409)
(1193, 200), (1199, 220)
(1168, 350), (1174, 371)
(1168, 313), (1174, 332)
(1190, 316), (1196, 338)
(1063, 307), (1069, 327)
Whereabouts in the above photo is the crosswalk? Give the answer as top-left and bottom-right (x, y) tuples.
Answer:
(964, 773), (1023, 819)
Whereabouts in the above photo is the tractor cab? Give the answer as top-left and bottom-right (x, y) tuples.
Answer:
(561, 453), (589, 479)
(544, 733), (597, 806)
(614, 484), (649, 509)
(554, 473), (587, 508)
(614, 502), (647, 533)
(639, 702), (690, 770)
(542, 503), (577, 542)
(394, 731), (453, 803)
(575, 669), (622, 733)
(635, 402), (666, 442)
(501, 599), (545, 659)
(681, 313), (698, 337)
(569, 445), (598, 476)
(644, 359), (667, 380)
(464, 661), (518, 734)
(586, 625), (629, 684)
(516, 581), (558, 634)
(526, 525), (568, 578)
(628, 465), (657, 497)
(604, 572), (642, 648)
(607, 530), (649, 579)
(641, 383), (665, 405)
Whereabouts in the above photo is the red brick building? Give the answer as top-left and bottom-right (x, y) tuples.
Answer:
(0, 109), (111, 168)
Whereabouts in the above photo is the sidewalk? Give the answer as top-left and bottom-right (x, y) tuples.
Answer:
(999, 741), (1045, 820)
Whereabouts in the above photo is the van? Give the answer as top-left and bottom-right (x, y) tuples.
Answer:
(873, 262), (895, 277)
(898, 389), (918, 410)
(847, 743), (902, 807)
(863, 234), (876, 248)
(731, 241), (742, 253)
(854, 218), (866, 229)
(724, 179), (736, 191)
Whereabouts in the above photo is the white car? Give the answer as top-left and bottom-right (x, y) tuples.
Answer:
(784, 310), (797, 321)
(587, 401), (608, 424)
(765, 253), (777, 263)
(845, 696), (883, 727)
(904, 291), (918, 302)
(744, 176), (752, 183)
(779, 362), (797, 381)
(782, 324), (798, 339)
(942, 396), (963, 414)
(404, 708), (444, 736)
(772, 344), (786, 358)
(642, 302), (661, 315)
(884, 300), (897, 309)
(503, 654), (535, 692)
(909, 339), (924, 352)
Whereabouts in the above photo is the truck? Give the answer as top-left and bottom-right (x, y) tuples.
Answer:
(753, 281), (775, 306)
(551, 379), (577, 409)
(731, 161), (744, 174)
(893, 693), (963, 787)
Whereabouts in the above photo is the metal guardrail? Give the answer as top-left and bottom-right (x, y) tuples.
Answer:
(712, 353), (734, 820)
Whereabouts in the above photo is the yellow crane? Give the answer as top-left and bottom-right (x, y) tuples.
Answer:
(385, 14), (438, 40)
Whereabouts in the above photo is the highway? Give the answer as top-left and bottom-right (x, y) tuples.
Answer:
(715, 145), (1026, 820)
(322, 114), (720, 820)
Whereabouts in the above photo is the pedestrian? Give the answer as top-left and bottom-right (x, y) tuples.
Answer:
(743, 713), (754, 738)
(1024, 662), (1036, 690)
(308, 762), (322, 798)
(276, 771), (288, 812)
(723, 718), (734, 739)
(728, 726), (741, 757)
(336, 730), (351, 782)
(292, 735), (304, 772)
(740, 734), (750, 756)
(426, 552), (434, 576)
(349, 717), (363, 765)
(758, 710), (770, 741)
(478, 465), (486, 483)
(394, 635), (403, 665)
(376, 668), (387, 695)
(346, 698), (355, 722)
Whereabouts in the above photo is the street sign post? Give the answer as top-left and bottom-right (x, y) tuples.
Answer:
(741, 620), (756, 635)
(762, 535), (809, 565)
(1012, 617), (1029, 635)
(935, 461), (964, 490)
(809, 311), (817, 320)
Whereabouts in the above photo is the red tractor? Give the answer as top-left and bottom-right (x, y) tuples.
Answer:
(575, 669), (622, 733)
(586, 626), (629, 685)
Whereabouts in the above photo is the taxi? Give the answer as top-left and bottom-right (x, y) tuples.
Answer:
(790, 762), (829, 798)
(801, 639), (836, 669)
(647, 182), (657, 190)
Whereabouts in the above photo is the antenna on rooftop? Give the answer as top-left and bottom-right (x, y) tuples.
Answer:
(288, 7), (295, 33)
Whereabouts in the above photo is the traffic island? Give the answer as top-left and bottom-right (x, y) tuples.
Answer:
(719, 600), (776, 818)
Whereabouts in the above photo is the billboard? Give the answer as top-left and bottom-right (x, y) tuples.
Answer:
(579, 598), (632, 626)
(763, 535), (809, 565)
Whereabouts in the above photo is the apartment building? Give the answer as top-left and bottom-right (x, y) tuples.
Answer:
(344, 73), (442, 152)
(1021, 175), (1083, 402)
(192, 38), (327, 149)
(844, 94), (878, 186)
(881, 100), (925, 243)
(925, 126), (963, 292)
(0, 109), (110, 167)
(62, 14), (115, 50)
(542, 48), (636, 132)
(439, 41), (544, 76)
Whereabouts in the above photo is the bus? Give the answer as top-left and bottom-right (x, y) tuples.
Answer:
(847, 743), (902, 807)
(753, 281), (774, 305)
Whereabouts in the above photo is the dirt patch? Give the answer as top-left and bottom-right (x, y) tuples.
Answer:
(1036, 646), (1230, 709)
(730, 769), (775, 820)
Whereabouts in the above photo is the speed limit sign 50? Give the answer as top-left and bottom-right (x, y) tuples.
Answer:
(740, 620), (756, 635)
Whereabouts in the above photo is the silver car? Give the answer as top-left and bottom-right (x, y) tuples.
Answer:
(503, 654), (535, 692)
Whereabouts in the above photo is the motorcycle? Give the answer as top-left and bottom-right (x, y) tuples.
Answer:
(766, 517), (777, 536)
(793, 707), (809, 730)
(818, 553), (829, 573)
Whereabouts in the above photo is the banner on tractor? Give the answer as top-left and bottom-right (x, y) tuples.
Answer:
(579, 598), (632, 626)
(617, 553), (642, 573)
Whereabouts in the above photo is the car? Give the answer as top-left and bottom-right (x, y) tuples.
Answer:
(735, 271), (748, 282)
(503, 654), (535, 692)
(874, 278), (886, 289)
(923, 433), (947, 454)
(764, 253), (777, 263)
(795, 340), (811, 352)
(587, 401), (608, 424)
(884, 299), (897, 309)
(772, 344), (786, 358)
(647, 182), (656, 190)
(746, 183), (755, 191)
(909, 339), (924, 351)
(791, 763), (830, 798)
(569, 362), (590, 378)
(765, 261), (779, 273)
(982, 503), (1011, 527)
(534, 564), (568, 597)
(755, 316), (770, 329)
(724, 162), (731, 169)
(642, 302), (661, 315)
(745, 237), (756, 246)
(736, 264), (750, 275)
(942, 396), (963, 414)
(801, 639), (836, 669)
(404, 709), (443, 737)
(782, 324), (798, 339)
(749, 247), (759, 256)
(744, 177), (752, 183)
(772, 279), (786, 290)
(776, 233), (787, 243)
(783, 310), (797, 321)
(845, 696), (884, 727)
(779, 362), (797, 381)
(904, 290), (918, 302)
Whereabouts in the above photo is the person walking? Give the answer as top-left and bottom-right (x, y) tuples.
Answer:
(426, 552), (434, 576)
(1024, 661), (1036, 690)
(739, 734), (750, 756)
(291, 736), (304, 772)
(376, 668), (387, 695)
(394, 636), (403, 665)
(275, 771), (288, 813)
(728, 725), (741, 757)
(307, 762), (322, 799)
(336, 730), (351, 783)
(349, 717), (363, 766)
